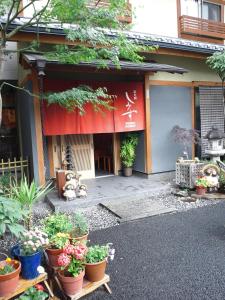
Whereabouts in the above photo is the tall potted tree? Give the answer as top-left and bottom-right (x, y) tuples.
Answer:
(120, 133), (138, 177)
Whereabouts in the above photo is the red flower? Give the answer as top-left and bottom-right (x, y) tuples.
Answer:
(35, 284), (44, 291)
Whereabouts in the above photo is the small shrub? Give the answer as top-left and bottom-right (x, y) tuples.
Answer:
(42, 213), (73, 238)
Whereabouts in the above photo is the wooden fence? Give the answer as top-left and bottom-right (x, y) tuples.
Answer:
(0, 157), (29, 185)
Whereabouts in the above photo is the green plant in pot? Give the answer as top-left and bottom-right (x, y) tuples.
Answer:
(85, 244), (115, 282)
(0, 256), (21, 297)
(70, 212), (89, 243)
(120, 133), (138, 177)
(219, 173), (225, 193)
(12, 228), (49, 280)
(42, 213), (73, 267)
(57, 242), (87, 296)
(16, 285), (49, 300)
(195, 176), (208, 196)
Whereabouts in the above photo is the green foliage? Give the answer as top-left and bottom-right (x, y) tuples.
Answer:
(0, 196), (26, 238)
(42, 213), (73, 238)
(0, 173), (11, 195)
(16, 287), (48, 300)
(67, 257), (85, 277)
(195, 177), (208, 188)
(219, 173), (225, 186)
(50, 233), (70, 249)
(85, 245), (109, 263)
(10, 177), (52, 229)
(0, 263), (15, 275)
(0, 0), (157, 114)
(207, 51), (225, 82)
(120, 133), (139, 167)
(71, 212), (88, 237)
(45, 85), (115, 113)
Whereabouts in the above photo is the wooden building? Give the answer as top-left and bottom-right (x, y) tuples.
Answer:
(1, 0), (225, 184)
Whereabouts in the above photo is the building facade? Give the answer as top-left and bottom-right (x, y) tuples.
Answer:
(1, 0), (224, 184)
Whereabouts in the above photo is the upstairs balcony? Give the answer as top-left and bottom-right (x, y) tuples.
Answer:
(87, 0), (132, 23)
(179, 15), (225, 44)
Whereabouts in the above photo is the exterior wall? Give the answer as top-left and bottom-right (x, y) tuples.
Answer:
(149, 55), (221, 83)
(133, 130), (145, 173)
(130, 0), (178, 37)
(0, 42), (18, 80)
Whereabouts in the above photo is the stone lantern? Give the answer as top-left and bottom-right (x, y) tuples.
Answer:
(204, 126), (225, 162)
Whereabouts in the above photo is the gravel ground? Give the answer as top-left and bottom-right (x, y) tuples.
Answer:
(1, 185), (224, 253)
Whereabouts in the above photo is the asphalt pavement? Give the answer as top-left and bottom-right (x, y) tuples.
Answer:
(86, 202), (225, 300)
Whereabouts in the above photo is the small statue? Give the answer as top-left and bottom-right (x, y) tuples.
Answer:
(202, 164), (220, 193)
(63, 182), (76, 200)
(76, 184), (87, 198)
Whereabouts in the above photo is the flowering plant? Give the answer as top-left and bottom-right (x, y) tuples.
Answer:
(16, 285), (48, 300)
(0, 257), (15, 275)
(85, 243), (115, 264)
(49, 232), (70, 249)
(195, 176), (208, 188)
(58, 242), (87, 277)
(42, 213), (73, 239)
(20, 228), (49, 255)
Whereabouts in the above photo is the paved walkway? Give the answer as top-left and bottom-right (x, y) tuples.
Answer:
(47, 172), (174, 211)
(85, 202), (225, 300)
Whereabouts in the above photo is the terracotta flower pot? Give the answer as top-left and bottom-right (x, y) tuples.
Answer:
(45, 248), (63, 267)
(0, 260), (21, 297)
(70, 232), (88, 245)
(58, 270), (84, 296)
(85, 259), (107, 282)
(196, 186), (206, 195)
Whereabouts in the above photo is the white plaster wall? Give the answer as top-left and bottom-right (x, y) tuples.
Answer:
(22, 0), (48, 17)
(0, 42), (18, 80)
(130, 0), (178, 37)
(149, 55), (220, 82)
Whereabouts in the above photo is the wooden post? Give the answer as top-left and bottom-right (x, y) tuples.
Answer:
(56, 170), (66, 198)
(31, 70), (46, 185)
(144, 73), (152, 174)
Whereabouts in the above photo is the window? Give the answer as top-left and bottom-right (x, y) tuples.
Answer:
(202, 1), (221, 22)
(181, 0), (222, 22)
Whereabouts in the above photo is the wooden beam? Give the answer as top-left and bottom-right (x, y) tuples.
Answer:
(191, 86), (195, 159)
(47, 136), (55, 178)
(144, 73), (152, 174)
(149, 80), (193, 87)
(113, 133), (121, 175)
(31, 69), (46, 185)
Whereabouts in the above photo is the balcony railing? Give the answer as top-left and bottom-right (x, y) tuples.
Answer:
(87, 0), (132, 23)
(180, 15), (225, 40)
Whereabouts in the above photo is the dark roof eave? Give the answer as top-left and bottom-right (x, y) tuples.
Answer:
(22, 53), (188, 74)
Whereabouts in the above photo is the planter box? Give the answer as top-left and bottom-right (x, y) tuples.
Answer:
(176, 160), (206, 189)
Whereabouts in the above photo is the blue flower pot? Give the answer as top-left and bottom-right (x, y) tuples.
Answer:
(11, 245), (42, 279)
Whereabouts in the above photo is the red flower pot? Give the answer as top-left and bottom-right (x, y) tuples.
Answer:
(45, 248), (63, 267)
(196, 186), (206, 195)
(0, 260), (21, 297)
(85, 260), (107, 282)
(58, 270), (84, 296)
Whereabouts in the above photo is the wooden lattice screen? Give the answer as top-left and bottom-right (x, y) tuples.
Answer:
(199, 86), (224, 156)
(0, 157), (29, 184)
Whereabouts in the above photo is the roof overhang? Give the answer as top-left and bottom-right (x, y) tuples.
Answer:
(22, 53), (188, 74)
(2, 17), (225, 55)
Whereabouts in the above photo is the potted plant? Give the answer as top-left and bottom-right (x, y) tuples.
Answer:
(11, 228), (49, 279)
(0, 256), (21, 297)
(42, 213), (73, 267)
(57, 242), (87, 296)
(120, 133), (138, 177)
(70, 213), (89, 243)
(85, 244), (115, 282)
(11, 177), (52, 229)
(195, 177), (208, 195)
(16, 285), (49, 300)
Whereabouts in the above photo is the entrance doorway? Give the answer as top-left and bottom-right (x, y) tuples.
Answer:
(94, 133), (114, 177)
